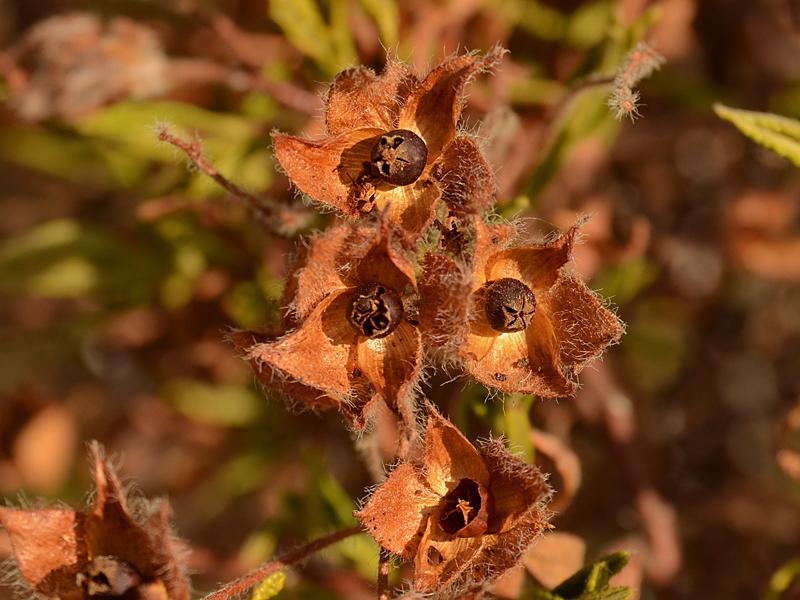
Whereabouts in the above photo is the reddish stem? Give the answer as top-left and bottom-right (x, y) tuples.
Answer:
(156, 126), (308, 235)
(203, 525), (364, 600)
(377, 549), (391, 600)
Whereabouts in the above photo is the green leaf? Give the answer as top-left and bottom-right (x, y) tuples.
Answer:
(523, 552), (632, 600)
(623, 298), (689, 393)
(329, 0), (358, 71)
(580, 588), (631, 600)
(498, 0), (567, 41)
(0, 126), (112, 186)
(269, 0), (355, 76)
(77, 101), (257, 158)
(552, 552), (630, 598)
(0, 219), (162, 303)
(495, 394), (535, 463)
(764, 558), (800, 600)
(714, 103), (800, 168)
(521, 86), (619, 200)
(251, 571), (286, 600)
(161, 379), (264, 426)
(358, 0), (398, 47)
(527, 589), (563, 600)
(566, 1), (613, 48)
(591, 258), (660, 305)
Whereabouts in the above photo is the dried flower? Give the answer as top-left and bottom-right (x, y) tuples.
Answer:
(0, 442), (189, 600)
(421, 218), (624, 397)
(272, 48), (503, 238)
(6, 13), (169, 121)
(235, 218), (422, 428)
(356, 410), (551, 595)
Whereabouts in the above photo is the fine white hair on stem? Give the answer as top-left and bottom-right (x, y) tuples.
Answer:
(608, 42), (665, 122)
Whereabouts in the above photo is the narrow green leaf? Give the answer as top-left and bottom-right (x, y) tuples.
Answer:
(76, 100), (257, 161)
(0, 126), (111, 185)
(161, 379), (263, 426)
(591, 258), (660, 306)
(496, 394), (535, 463)
(764, 558), (800, 600)
(269, 0), (340, 76)
(566, 1), (613, 48)
(714, 103), (800, 168)
(0, 219), (161, 303)
(328, 0), (358, 70)
(552, 552), (630, 598)
(522, 86), (618, 200)
(251, 571), (286, 600)
(498, 0), (567, 41)
(358, 0), (399, 47)
(581, 587), (632, 600)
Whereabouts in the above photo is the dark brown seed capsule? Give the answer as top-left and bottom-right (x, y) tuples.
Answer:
(484, 277), (537, 332)
(77, 555), (142, 597)
(347, 282), (404, 339)
(369, 129), (428, 186)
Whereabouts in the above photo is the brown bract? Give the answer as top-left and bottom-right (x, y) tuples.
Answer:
(272, 48), (503, 239)
(421, 218), (624, 397)
(235, 219), (422, 429)
(356, 410), (551, 595)
(0, 442), (189, 600)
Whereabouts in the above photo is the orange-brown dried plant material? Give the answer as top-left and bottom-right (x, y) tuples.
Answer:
(235, 218), (422, 429)
(5, 13), (169, 121)
(272, 48), (503, 238)
(421, 218), (624, 396)
(356, 409), (551, 596)
(0, 442), (190, 600)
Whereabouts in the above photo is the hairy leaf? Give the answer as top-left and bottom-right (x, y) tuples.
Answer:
(714, 103), (800, 168)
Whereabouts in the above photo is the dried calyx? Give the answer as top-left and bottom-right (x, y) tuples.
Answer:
(369, 129), (428, 186)
(484, 278), (537, 332)
(348, 282), (404, 338)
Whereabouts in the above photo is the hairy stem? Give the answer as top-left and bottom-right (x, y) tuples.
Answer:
(156, 125), (309, 235)
(377, 549), (391, 600)
(203, 525), (364, 600)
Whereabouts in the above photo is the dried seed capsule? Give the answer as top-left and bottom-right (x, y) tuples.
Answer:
(77, 555), (142, 597)
(484, 278), (537, 332)
(439, 478), (482, 534)
(370, 129), (428, 186)
(347, 282), (404, 339)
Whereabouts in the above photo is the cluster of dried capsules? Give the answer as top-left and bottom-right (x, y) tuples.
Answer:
(0, 37), (643, 600)
(237, 48), (623, 430)
(231, 49), (625, 595)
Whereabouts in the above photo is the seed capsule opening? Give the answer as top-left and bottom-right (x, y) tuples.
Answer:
(484, 278), (537, 333)
(369, 129), (428, 186)
(439, 478), (482, 534)
(347, 282), (404, 339)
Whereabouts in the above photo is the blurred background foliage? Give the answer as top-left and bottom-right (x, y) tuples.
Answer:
(0, 0), (799, 599)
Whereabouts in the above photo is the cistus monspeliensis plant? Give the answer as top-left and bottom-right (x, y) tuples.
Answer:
(220, 48), (627, 597)
(236, 48), (622, 420)
(1, 38), (656, 600)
